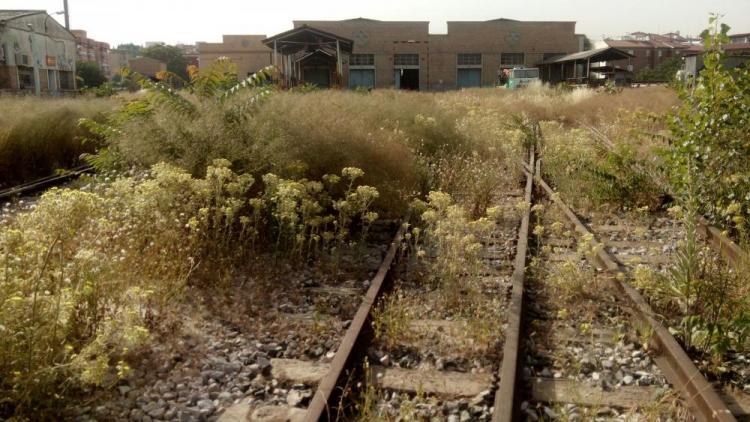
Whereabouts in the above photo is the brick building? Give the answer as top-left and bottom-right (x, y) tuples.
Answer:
(127, 56), (167, 79)
(0, 10), (77, 94)
(604, 32), (694, 76)
(199, 18), (581, 90)
(198, 35), (272, 78)
(71, 29), (110, 76)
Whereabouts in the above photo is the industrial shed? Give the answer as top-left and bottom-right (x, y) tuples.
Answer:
(538, 47), (633, 85)
(262, 25), (353, 88)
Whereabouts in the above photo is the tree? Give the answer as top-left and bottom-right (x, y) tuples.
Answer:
(76, 61), (107, 88)
(635, 56), (682, 82)
(582, 35), (593, 51)
(115, 43), (141, 57)
(667, 16), (750, 233)
(141, 44), (189, 81)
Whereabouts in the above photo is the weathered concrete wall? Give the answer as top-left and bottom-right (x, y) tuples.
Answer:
(0, 12), (77, 93)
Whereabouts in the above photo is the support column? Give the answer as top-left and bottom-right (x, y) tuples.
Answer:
(336, 40), (342, 86)
(28, 33), (41, 95)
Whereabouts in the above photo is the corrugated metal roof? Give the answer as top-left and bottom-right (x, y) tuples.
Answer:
(683, 42), (750, 56)
(606, 39), (652, 48)
(605, 37), (690, 50)
(540, 47), (633, 64)
(0, 10), (45, 21)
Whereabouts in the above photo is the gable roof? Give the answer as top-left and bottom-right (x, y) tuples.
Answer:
(540, 47), (633, 64)
(263, 25), (354, 54)
(0, 10), (76, 41)
(683, 42), (750, 56)
(0, 10), (46, 21)
(606, 38), (690, 50)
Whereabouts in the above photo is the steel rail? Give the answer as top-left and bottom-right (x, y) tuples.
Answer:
(492, 147), (535, 421)
(532, 162), (736, 422)
(303, 223), (406, 421)
(696, 217), (749, 269)
(0, 165), (93, 200)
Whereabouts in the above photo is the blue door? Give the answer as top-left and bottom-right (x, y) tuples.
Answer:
(457, 68), (481, 88)
(349, 69), (375, 89)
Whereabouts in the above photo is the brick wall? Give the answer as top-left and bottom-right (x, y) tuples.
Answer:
(201, 18), (580, 90)
(198, 35), (272, 78)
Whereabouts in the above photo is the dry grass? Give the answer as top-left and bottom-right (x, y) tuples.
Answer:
(0, 96), (118, 188)
(444, 85), (677, 125)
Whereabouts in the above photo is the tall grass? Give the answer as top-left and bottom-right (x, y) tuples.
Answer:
(0, 97), (118, 188)
(108, 88), (525, 214)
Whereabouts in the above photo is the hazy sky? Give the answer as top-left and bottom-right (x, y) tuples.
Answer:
(5, 0), (750, 46)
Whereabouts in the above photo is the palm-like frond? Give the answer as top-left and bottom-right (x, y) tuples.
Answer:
(220, 66), (277, 101)
(191, 57), (240, 98)
(141, 79), (197, 117)
(121, 67), (197, 118)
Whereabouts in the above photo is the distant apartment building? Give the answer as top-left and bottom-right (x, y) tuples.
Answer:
(72, 29), (110, 76)
(729, 33), (750, 44)
(199, 18), (581, 90)
(604, 32), (694, 76)
(0, 10), (77, 94)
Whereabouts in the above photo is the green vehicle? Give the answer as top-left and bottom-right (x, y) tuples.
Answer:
(506, 67), (540, 89)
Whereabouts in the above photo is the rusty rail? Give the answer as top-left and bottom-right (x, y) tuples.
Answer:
(304, 223), (406, 421)
(0, 165), (92, 200)
(532, 164), (736, 422)
(492, 146), (535, 422)
(696, 217), (749, 269)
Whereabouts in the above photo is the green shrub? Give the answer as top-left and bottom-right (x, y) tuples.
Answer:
(667, 16), (750, 237)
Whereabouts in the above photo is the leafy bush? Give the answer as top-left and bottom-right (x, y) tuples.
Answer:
(87, 59), (275, 178)
(76, 61), (107, 88)
(0, 159), (379, 417)
(636, 57), (682, 83)
(0, 162), (239, 416)
(667, 16), (750, 237)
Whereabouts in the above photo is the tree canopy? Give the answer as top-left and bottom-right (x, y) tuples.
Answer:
(141, 44), (189, 81)
(76, 61), (107, 88)
(114, 43), (142, 57)
(636, 57), (682, 82)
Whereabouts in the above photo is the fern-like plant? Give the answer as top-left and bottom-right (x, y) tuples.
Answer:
(79, 60), (279, 174)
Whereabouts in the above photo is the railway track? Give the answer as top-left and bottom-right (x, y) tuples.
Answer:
(216, 150), (749, 422)
(515, 161), (749, 421)
(0, 165), (92, 201)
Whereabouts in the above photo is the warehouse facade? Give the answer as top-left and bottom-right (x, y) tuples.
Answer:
(199, 18), (582, 90)
(0, 10), (77, 94)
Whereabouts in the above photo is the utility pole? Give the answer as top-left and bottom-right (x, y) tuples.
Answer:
(63, 0), (70, 29)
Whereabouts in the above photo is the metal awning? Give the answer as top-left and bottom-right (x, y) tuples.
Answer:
(262, 25), (353, 55)
(539, 47), (633, 65)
